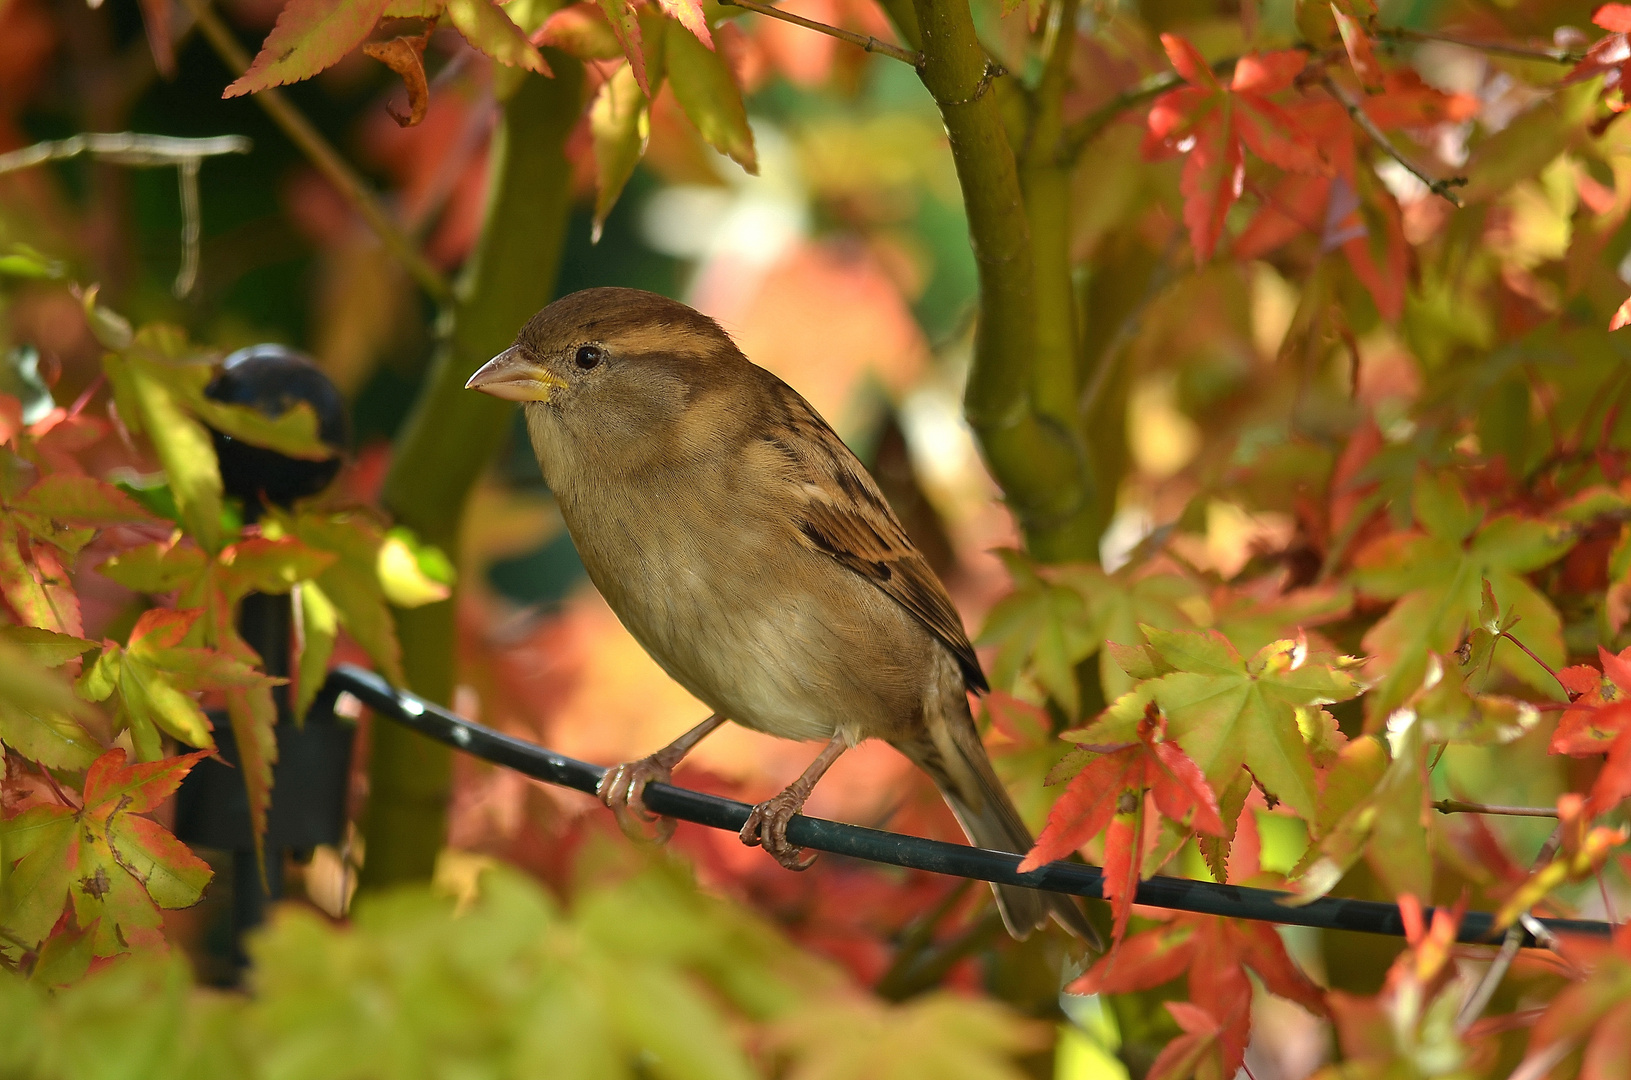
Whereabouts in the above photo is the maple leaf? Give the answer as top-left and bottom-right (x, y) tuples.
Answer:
(76, 608), (279, 762)
(445, 0), (552, 76)
(1292, 717), (1430, 902)
(1520, 923), (1631, 1080)
(590, 62), (654, 242)
(1023, 704), (1222, 940)
(0, 749), (212, 958)
(1563, 3), (1631, 102)
(223, 0), (393, 98)
(980, 553), (1198, 717)
(1324, 896), (1470, 1070)
(0, 633), (99, 771)
(1496, 794), (1627, 925)
(1144, 36), (1328, 263)
(270, 507), (406, 686)
(1330, 4), (1383, 91)
(597, 0), (650, 95)
(1071, 911), (1327, 1075)
(1551, 649), (1631, 758)
(101, 530), (333, 847)
(364, 31), (435, 128)
(1070, 627), (1361, 825)
(0, 450), (157, 636)
(1360, 70), (1479, 129)
(667, 23), (757, 174)
(1145, 1002), (1225, 1080)
(1351, 472), (1572, 721)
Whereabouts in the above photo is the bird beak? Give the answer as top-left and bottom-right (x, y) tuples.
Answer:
(465, 346), (568, 403)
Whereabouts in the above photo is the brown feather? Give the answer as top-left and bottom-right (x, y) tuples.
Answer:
(759, 379), (989, 693)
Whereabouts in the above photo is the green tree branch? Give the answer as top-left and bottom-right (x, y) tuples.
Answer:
(359, 59), (582, 890)
(911, 0), (1098, 561)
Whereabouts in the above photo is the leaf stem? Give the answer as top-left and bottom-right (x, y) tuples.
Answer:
(1495, 626), (1571, 697)
(1433, 799), (1559, 818)
(1375, 26), (1585, 65)
(719, 0), (922, 66)
(180, 0), (452, 303)
(1320, 74), (1466, 206)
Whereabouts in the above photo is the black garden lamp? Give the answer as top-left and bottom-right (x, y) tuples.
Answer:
(172, 343), (354, 979)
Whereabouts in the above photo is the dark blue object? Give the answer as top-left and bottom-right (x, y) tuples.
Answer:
(205, 343), (348, 519)
(328, 663), (1612, 948)
(175, 346), (355, 980)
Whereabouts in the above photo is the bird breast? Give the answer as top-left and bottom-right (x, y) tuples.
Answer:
(549, 456), (937, 747)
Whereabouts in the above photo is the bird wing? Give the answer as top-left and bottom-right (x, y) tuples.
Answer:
(766, 381), (989, 693)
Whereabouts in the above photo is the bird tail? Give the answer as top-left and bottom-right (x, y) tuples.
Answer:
(897, 709), (1101, 947)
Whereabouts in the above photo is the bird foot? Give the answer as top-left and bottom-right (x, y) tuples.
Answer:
(596, 755), (677, 844)
(740, 788), (818, 870)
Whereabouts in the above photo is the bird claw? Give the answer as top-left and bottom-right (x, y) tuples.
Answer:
(740, 790), (818, 871)
(596, 756), (677, 845)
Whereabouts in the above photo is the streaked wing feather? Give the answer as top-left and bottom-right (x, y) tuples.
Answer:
(768, 383), (988, 692)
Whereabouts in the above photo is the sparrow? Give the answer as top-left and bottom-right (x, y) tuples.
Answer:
(466, 287), (1095, 942)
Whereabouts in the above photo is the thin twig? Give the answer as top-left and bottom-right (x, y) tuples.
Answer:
(1321, 74), (1466, 207)
(1508, 1038), (1577, 1080)
(719, 0), (922, 67)
(175, 157), (202, 298)
(1376, 26), (1585, 65)
(182, 0), (452, 303)
(0, 132), (250, 299)
(1434, 799), (1560, 818)
(0, 132), (251, 173)
(1455, 924), (1525, 1034)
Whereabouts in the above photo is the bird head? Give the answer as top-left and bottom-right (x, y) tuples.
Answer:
(466, 287), (755, 479)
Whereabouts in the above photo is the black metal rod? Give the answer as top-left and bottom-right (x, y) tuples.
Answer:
(325, 665), (1613, 946)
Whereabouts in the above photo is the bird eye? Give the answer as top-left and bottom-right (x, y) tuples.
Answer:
(575, 345), (604, 370)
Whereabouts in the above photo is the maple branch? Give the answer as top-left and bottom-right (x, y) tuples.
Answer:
(0, 132), (251, 299)
(181, 0), (452, 303)
(363, 61), (582, 890)
(1375, 26), (1585, 65)
(1322, 74), (1466, 206)
(1433, 799), (1559, 818)
(912, 0), (1099, 560)
(719, 0), (922, 66)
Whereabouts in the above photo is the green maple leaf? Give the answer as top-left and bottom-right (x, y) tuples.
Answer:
(1351, 472), (1572, 722)
(980, 551), (1199, 718)
(1074, 626), (1361, 821)
(102, 324), (329, 554)
(271, 507), (406, 686)
(1291, 728), (1431, 902)
(0, 631), (99, 770)
(0, 749), (211, 957)
(77, 608), (278, 761)
(666, 23), (756, 173)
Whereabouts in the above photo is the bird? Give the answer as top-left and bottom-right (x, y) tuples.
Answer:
(466, 287), (1096, 942)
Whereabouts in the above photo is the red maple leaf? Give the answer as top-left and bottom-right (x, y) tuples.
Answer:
(1564, 4), (1631, 100)
(1549, 646), (1631, 813)
(1071, 911), (1328, 1075)
(1144, 36), (1328, 263)
(1021, 703), (1222, 941)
